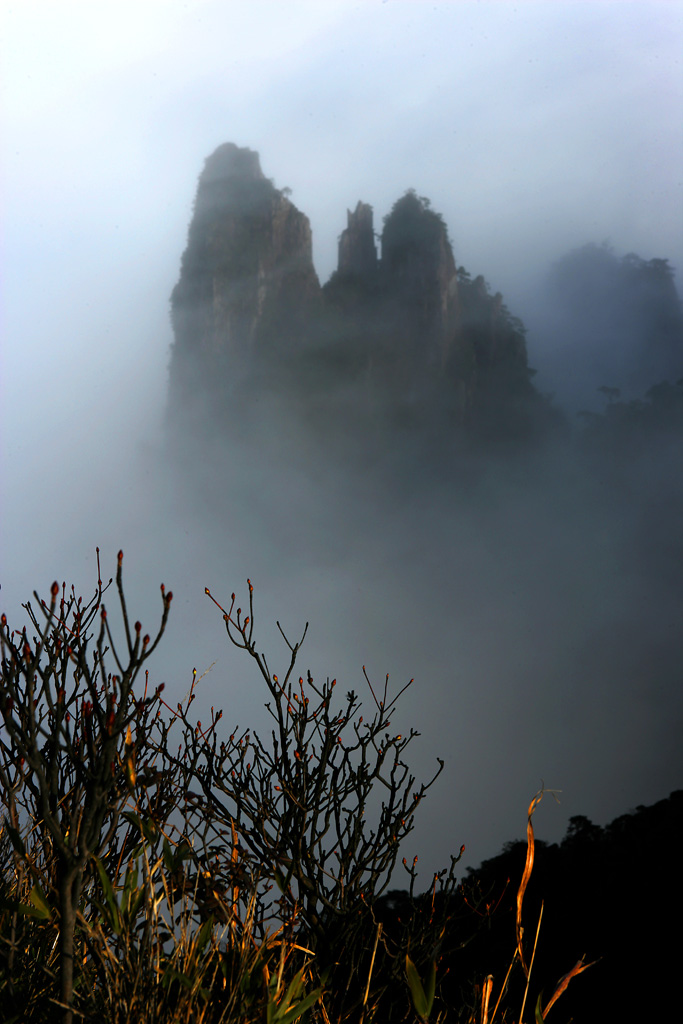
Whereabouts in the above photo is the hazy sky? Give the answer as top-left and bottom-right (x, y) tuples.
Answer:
(1, 1), (682, 873)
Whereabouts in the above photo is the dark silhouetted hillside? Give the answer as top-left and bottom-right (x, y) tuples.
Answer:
(375, 790), (683, 1021)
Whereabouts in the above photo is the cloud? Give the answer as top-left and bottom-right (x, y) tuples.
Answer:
(1, 0), (682, 875)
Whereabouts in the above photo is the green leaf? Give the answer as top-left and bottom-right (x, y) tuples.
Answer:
(125, 886), (146, 925)
(162, 837), (173, 873)
(176, 841), (194, 865)
(93, 855), (122, 934)
(161, 967), (194, 991)
(122, 857), (140, 907)
(267, 969), (321, 1024)
(277, 987), (321, 1024)
(13, 903), (42, 919)
(194, 915), (215, 955)
(138, 812), (157, 845)
(163, 837), (193, 875)
(406, 955), (436, 1021)
(274, 859), (295, 895)
(279, 969), (305, 1011)
(29, 883), (53, 921)
(12, 889), (52, 920)
(3, 821), (25, 856)
(123, 809), (157, 846)
(535, 992), (545, 1023)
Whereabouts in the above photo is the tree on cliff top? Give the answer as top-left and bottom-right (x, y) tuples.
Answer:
(381, 190), (451, 268)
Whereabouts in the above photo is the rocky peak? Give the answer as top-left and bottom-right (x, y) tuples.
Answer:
(189, 144), (270, 232)
(201, 142), (264, 184)
(380, 191), (460, 369)
(338, 201), (378, 278)
(170, 144), (321, 401)
(381, 191), (454, 274)
(169, 145), (544, 444)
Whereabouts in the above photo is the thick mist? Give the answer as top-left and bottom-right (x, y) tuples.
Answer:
(2, 1), (682, 877)
(161, 364), (683, 874)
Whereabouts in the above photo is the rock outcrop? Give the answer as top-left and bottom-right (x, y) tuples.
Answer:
(376, 191), (465, 417)
(380, 190), (460, 360)
(337, 201), (378, 279)
(170, 143), (321, 406)
(169, 144), (545, 449)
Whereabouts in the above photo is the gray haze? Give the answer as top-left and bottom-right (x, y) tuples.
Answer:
(1, 1), (682, 875)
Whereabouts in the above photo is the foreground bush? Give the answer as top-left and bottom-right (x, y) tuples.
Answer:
(0, 553), (587, 1023)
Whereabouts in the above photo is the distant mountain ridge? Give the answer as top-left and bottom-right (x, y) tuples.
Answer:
(530, 242), (683, 412)
(168, 144), (683, 462)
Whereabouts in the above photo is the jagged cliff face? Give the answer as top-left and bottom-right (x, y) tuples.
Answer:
(170, 143), (321, 403)
(364, 191), (533, 425)
(169, 143), (543, 446)
(376, 192), (465, 415)
(381, 191), (459, 356)
(338, 202), (378, 278)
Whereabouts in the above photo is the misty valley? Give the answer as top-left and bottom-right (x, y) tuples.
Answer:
(2, 142), (682, 1023)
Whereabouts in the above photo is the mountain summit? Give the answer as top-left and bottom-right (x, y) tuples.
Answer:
(169, 144), (549, 453)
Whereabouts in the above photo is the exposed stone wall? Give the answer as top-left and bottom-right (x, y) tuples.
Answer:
(169, 144), (541, 440)
(170, 143), (321, 401)
(338, 201), (378, 278)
